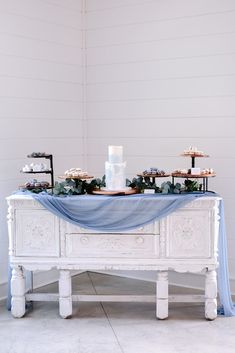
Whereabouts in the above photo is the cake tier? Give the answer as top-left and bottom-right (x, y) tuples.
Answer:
(105, 161), (126, 190)
(108, 145), (123, 163)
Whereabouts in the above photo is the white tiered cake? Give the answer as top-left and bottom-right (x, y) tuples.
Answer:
(105, 146), (126, 190)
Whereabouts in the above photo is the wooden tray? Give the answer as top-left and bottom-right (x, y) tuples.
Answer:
(137, 173), (170, 178)
(181, 153), (209, 158)
(58, 175), (94, 180)
(91, 187), (138, 195)
(19, 185), (52, 190)
(171, 173), (216, 178)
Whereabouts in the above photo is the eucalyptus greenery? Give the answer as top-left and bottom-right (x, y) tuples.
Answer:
(129, 177), (182, 194)
(53, 179), (85, 196)
(52, 175), (106, 196)
(161, 181), (182, 194)
(26, 175), (203, 196)
(183, 179), (202, 192)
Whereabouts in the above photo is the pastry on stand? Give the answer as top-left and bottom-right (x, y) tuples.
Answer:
(20, 152), (54, 191)
(172, 147), (216, 192)
(59, 168), (94, 182)
(137, 167), (170, 184)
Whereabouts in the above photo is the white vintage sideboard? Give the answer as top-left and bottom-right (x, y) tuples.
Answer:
(7, 194), (220, 320)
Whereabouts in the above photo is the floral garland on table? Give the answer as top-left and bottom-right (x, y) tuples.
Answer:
(129, 176), (202, 194)
(24, 175), (202, 196)
(53, 176), (106, 196)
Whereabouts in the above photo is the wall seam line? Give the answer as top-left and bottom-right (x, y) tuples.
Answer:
(81, 0), (88, 170)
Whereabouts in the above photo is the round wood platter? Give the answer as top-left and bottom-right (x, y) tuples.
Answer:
(19, 185), (52, 190)
(181, 153), (209, 158)
(58, 175), (94, 180)
(171, 173), (216, 178)
(91, 187), (138, 195)
(137, 173), (171, 178)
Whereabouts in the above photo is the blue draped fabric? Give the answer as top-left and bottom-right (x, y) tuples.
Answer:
(217, 201), (235, 316)
(32, 192), (204, 232)
(9, 191), (235, 316)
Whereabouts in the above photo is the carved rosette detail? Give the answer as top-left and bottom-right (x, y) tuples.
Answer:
(97, 237), (126, 250)
(172, 217), (198, 249)
(7, 202), (15, 256)
(23, 216), (54, 250)
(168, 211), (211, 258)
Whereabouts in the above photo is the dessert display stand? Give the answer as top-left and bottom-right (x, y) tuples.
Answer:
(21, 154), (54, 190)
(171, 173), (216, 192)
(182, 152), (209, 168)
(171, 153), (215, 193)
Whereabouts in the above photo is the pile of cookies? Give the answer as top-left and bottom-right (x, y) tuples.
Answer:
(64, 168), (89, 178)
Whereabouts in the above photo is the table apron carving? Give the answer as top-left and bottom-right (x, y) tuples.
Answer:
(7, 195), (220, 320)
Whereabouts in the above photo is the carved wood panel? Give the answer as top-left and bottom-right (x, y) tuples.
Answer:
(166, 209), (212, 258)
(65, 233), (160, 258)
(15, 210), (60, 257)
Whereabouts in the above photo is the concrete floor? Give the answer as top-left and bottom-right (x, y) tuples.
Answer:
(0, 271), (235, 353)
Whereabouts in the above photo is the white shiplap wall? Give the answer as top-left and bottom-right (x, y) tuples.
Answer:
(0, 0), (83, 296)
(85, 0), (235, 284)
(1, 0), (235, 297)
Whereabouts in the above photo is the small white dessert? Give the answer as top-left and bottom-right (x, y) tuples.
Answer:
(64, 168), (88, 178)
(32, 164), (40, 172)
(174, 168), (188, 174)
(201, 168), (214, 175)
(190, 167), (201, 175)
(22, 164), (31, 172)
(183, 146), (204, 156)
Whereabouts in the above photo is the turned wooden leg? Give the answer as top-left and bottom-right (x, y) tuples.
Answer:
(11, 266), (26, 318)
(156, 271), (168, 319)
(59, 270), (72, 319)
(205, 269), (217, 320)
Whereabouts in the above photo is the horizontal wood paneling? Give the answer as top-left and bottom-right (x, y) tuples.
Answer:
(1, 0), (235, 291)
(86, 137), (235, 159)
(1, 0), (81, 28)
(0, 33), (82, 65)
(0, 97), (82, 120)
(0, 0), (83, 286)
(0, 139), (84, 160)
(0, 55), (82, 82)
(87, 117), (235, 138)
(86, 12), (235, 47)
(0, 12), (82, 46)
(86, 0), (235, 15)
(87, 32), (235, 66)
(0, 119), (83, 139)
(87, 54), (235, 84)
(87, 76), (235, 101)
(86, 0), (235, 284)
(40, 0), (82, 12)
(0, 77), (82, 101)
(87, 96), (235, 119)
